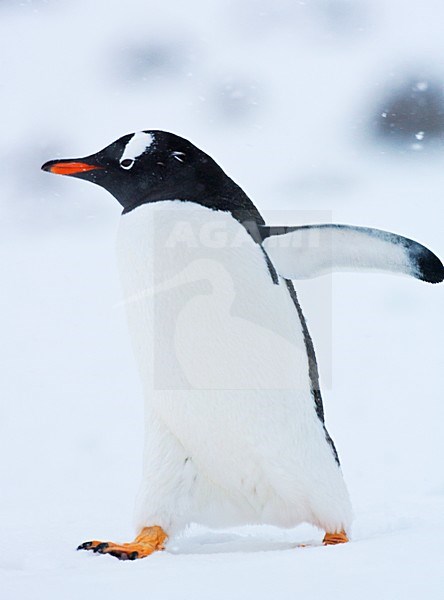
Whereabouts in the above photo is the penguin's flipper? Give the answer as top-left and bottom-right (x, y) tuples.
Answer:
(260, 224), (444, 283)
(77, 525), (167, 560)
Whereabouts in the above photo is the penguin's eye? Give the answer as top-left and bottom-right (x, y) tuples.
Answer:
(120, 158), (135, 170)
(171, 151), (186, 163)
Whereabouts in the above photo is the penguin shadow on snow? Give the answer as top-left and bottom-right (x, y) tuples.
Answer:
(167, 524), (323, 555)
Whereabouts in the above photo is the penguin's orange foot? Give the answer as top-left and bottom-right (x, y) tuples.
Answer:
(77, 525), (168, 560)
(322, 530), (349, 545)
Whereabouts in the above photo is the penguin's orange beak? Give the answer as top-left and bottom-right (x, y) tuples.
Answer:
(41, 160), (103, 176)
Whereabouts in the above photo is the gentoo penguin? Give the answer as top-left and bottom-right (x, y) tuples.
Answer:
(42, 131), (443, 560)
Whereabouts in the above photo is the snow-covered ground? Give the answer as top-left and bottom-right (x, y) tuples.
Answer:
(1, 1), (443, 598)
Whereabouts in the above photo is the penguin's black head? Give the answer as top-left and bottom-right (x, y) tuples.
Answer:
(42, 130), (262, 223)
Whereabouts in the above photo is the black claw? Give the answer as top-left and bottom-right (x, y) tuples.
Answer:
(94, 542), (109, 553)
(118, 552), (129, 561)
(77, 541), (93, 551)
(128, 551), (138, 560)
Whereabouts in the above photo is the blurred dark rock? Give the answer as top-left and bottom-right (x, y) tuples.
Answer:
(374, 76), (444, 148)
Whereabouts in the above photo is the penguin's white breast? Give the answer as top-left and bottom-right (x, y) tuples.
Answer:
(116, 200), (311, 393)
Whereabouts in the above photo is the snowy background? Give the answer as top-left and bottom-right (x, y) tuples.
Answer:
(1, 0), (443, 598)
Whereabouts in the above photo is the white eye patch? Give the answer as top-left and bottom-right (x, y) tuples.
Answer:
(120, 131), (154, 167)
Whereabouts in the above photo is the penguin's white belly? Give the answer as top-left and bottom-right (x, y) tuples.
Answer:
(117, 201), (351, 532)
